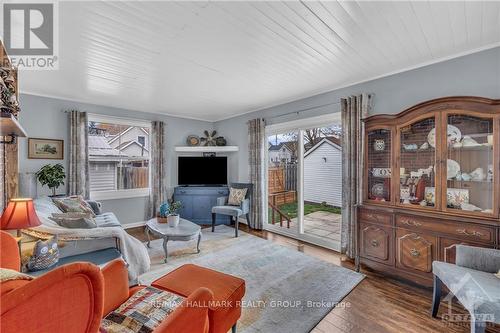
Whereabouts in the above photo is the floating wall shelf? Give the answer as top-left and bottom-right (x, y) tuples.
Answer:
(175, 146), (239, 153)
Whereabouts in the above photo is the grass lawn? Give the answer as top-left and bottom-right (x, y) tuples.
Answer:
(269, 202), (341, 222)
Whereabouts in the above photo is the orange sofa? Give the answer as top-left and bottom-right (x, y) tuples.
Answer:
(0, 231), (213, 333)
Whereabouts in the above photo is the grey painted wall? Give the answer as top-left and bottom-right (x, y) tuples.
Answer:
(18, 94), (213, 224)
(214, 47), (500, 182)
(16, 47), (500, 223)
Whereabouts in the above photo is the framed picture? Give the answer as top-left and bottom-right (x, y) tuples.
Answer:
(28, 138), (64, 160)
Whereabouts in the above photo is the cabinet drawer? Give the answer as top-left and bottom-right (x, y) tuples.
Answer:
(360, 223), (393, 264)
(395, 214), (495, 244)
(439, 238), (494, 264)
(359, 209), (392, 226)
(396, 230), (436, 273)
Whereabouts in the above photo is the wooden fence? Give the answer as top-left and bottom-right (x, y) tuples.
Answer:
(117, 166), (149, 189)
(268, 163), (297, 193)
(268, 163), (297, 226)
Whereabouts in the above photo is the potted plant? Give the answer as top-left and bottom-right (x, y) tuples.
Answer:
(35, 164), (66, 197)
(167, 201), (182, 227)
(157, 201), (182, 227)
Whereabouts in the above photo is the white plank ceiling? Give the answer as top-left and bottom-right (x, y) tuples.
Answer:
(20, 1), (500, 121)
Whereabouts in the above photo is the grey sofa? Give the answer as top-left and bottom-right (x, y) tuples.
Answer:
(211, 183), (253, 237)
(431, 245), (500, 333)
(32, 196), (121, 258)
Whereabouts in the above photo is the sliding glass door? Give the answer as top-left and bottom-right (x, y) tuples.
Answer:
(265, 114), (342, 251)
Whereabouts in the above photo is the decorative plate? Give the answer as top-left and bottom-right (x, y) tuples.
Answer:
(186, 135), (200, 146)
(427, 125), (462, 148)
(371, 183), (385, 198)
(447, 159), (460, 180)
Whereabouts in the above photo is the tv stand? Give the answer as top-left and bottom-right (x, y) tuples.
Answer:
(173, 186), (230, 225)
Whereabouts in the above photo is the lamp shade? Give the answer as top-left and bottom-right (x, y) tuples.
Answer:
(0, 198), (41, 230)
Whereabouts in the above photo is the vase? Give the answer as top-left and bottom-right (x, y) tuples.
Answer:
(167, 215), (180, 227)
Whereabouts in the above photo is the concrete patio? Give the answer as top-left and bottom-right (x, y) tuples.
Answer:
(289, 211), (341, 243)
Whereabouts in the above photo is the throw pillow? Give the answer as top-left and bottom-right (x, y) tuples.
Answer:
(26, 236), (59, 272)
(50, 212), (97, 229)
(495, 270), (500, 279)
(53, 196), (96, 217)
(0, 268), (34, 283)
(228, 187), (248, 206)
(100, 286), (185, 333)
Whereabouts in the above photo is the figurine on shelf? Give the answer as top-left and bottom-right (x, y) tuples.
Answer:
(373, 139), (385, 151)
(487, 165), (493, 182)
(461, 173), (472, 181)
(403, 143), (418, 151)
(470, 167), (486, 181)
(419, 142), (429, 150)
(400, 186), (411, 204)
(415, 176), (427, 202)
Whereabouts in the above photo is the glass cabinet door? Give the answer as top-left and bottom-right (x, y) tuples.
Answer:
(445, 114), (495, 215)
(398, 117), (437, 208)
(367, 129), (392, 203)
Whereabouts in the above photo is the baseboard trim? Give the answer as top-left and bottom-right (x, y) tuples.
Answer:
(123, 221), (147, 229)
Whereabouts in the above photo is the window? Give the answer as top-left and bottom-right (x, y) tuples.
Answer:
(137, 135), (146, 147)
(87, 114), (151, 200)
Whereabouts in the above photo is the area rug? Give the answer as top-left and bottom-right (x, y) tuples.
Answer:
(139, 225), (364, 333)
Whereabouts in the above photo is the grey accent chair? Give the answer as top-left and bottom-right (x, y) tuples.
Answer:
(431, 245), (500, 333)
(211, 183), (253, 237)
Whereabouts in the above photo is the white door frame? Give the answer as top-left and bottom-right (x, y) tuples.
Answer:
(264, 113), (341, 251)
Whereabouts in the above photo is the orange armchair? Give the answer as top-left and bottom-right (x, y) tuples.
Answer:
(1, 262), (105, 333)
(1, 231), (212, 333)
(0, 230), (20, 271)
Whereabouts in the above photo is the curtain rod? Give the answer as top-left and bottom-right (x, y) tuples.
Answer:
(264, 101), (341, 121)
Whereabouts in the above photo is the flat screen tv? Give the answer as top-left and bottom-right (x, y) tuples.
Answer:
(178, 156), (227, 186)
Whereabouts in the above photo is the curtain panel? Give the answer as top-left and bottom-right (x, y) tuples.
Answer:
(248, 118), (266, 230)
(341, 94), (373, 258)
(148, 121), (166, 219)
(68, 110), (90, 198)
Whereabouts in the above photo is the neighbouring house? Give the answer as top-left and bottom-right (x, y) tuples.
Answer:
(303, 137), (342, 207)
(88, 128), (150, 192)
(268, 142), (296, 165)
(88, 136), (122, 192)
(108, 126), (149, 159)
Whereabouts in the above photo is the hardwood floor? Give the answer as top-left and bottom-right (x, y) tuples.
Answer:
(128, 224), (499, 333)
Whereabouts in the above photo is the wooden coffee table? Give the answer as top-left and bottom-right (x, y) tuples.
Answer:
(145, 218), (201, 262)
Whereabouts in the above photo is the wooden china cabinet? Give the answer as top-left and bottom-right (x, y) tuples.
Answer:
(358, 97), (500, 287)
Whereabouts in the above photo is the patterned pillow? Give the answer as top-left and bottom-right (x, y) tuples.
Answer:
(228, 187), (248, 206)
(100, 286), (184, 333)
(50, 212), (97, 229)
(26, 236), (59, 272)
(0, 268), (34, 282)
(52, 196), (96, 217)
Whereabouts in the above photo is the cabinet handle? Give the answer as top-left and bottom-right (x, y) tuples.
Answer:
(371, 240), (379, 247)
(218, 191), (225, 194)
(410, 248), (420, 257)
(456, 229), (483, 238)
(400, 217), (422, 227)
(180, 190), (186, 194)
(365, 213), (380, 222)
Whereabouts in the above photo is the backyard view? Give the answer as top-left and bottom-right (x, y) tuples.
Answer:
(267, 123), (342, 245)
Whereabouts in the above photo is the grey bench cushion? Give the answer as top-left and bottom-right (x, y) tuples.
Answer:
(211, 205), (243, 217)
(29, 248), (122, 277)
(433, 261), (500, 323)
(94, 212), (122, 228)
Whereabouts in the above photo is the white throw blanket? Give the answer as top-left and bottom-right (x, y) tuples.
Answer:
(30, 197), (150, 281)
